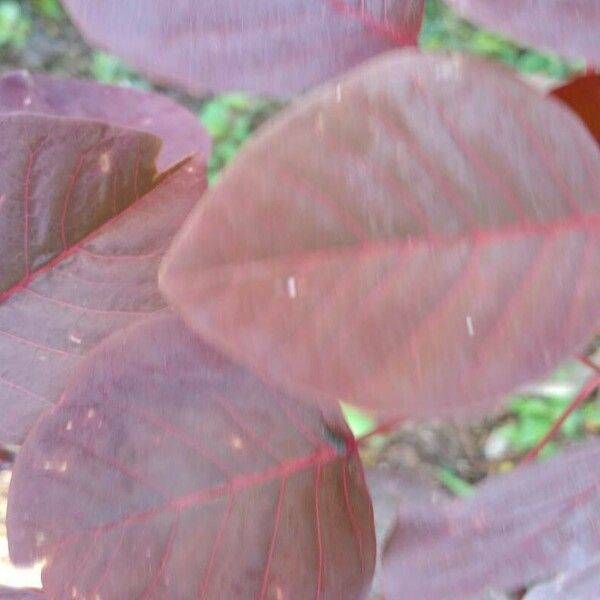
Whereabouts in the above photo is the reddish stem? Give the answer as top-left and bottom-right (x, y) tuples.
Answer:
(579, 354), (600, 374)
(356, 417), (405, 447)
(522, 374), (600, 465)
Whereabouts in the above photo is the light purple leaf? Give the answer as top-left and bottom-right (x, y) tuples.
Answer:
(159, 51), (600, 418)
(7, 315), (375, 599)
(524, 554), (600, 599)
(0, 588), (44, 599)
(382, 442), (600, 599)
(0, 70), (211, 171)
(60, 0), (425, 97)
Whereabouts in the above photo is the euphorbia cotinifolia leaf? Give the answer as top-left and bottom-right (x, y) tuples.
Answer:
(524, 554), (600, 600)
(0, 112), (206, 444)
(382, 441), (600, 599)
(0, 70), (211, 171)
(0, 588), (43, 599)
(7, 315), (375, 600)
(552, 74), (600, 147)
(60, 0), (425, 97)
(445, 0), (600, 64)
(159, 51), (600, 418)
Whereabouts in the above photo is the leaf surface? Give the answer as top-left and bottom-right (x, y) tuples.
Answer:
(0, 70), (211, 171)
(445, 0), (600, 64)
(160, 51), (600, 417)
(60, 0), (424, 97)
(0, 588), (44, 599)
(382, 441), (600, 599)
(552, 74), (600, 147)
(524, 554), (600, 599)
(7, 315), (375, 599)
(0, 113), (206, 444)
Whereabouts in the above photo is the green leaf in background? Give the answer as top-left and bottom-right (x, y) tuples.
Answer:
(0, 1), (30, 48)
(420, 0), (582, 78)
(200, 94), (281, 185)
(436, 467), (475, 497)
(32, 0), (63, 20)
(91, 51), (149, 89)
(341, 403), (377, 439)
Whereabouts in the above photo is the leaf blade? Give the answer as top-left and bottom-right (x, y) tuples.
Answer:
(159, 51), (600, 417)
(7, 315), (376, 599)
(60, 0), (424, 97)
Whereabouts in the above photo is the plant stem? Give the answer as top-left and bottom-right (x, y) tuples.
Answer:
(356, 417), (405, 447)
(521, 374), (600, 464)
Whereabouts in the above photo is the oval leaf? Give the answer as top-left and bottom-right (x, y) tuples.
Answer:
(382, 441), (600, 599)
(0, 70), (211, 171)
(7, 315), (375, 599)
(0, 113), (206, 444)
(552, 74), (600, 147)
(61, 0), (424, 97)
(159, 51), (600, 417)
(445, 0), (600, 64)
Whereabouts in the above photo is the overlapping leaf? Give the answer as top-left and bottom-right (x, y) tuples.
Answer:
(0, 588), (43, 599)
(0, 70), (211, 171)
(524, 554), (600, 599)
(7, 315), (375, 599)
(445, 0), (600, 64)
(382, 441), (600, 599)
(60, 0), (424, 97)
(160, 51), (600, 418)
(0, 112), (206, 444)
(552, 74), (600, 146)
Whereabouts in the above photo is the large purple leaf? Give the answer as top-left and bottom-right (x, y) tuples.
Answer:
(0, 113), (206, 444)
(159, 51), (600, 418)
(0, 588), (43, 599)
(552, 74), (600, 147)
(524, 554), (600, 599)
(60, 0), (425, 97)
(382, 441), (600, 599)
(0, 70), (211, 171)
(7, 315), (375, 599)
(445, 0), (600, 64)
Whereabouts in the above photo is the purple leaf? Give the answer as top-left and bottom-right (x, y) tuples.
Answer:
(159, 51), (600, 418)
(0, 112), (206, 444)
(445, 0), (600, 64)
(524, 554), (600, 599)
(0, 588), (44, 599)
(7, 315), (375, 599)
(382, 442), (600, 599)
(552, 74), (600, 147)
(60, 0), (425, 97)
(0, 70), (211, 171)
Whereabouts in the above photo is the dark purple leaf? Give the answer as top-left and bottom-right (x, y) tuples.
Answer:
(445, 0), (600, 64)
(0, 70), (211, 171)
(552, 74), (600, 147)
(159, 51), (600, 418)
(0, 588), (44, 599)
(60, 0), (425, 97)
(7, 315), (375, 599)
(0, 113), (206, 444)
(524, 554), (600, 599)
(382, 442), (600, 599)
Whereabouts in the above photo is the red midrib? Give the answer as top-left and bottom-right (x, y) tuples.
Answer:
(182, 212), (600, 288)
(0, 161), (165, 306)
